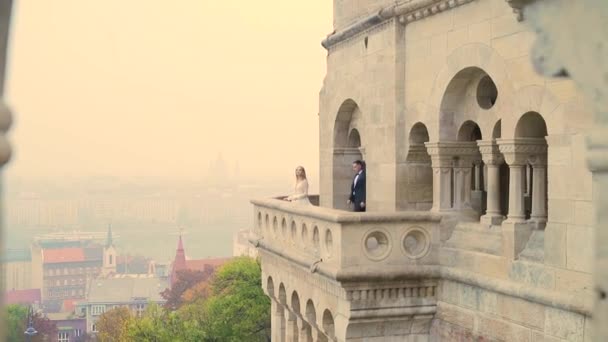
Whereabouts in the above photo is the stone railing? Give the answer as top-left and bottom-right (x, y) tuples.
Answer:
(250, 197), (441, 280)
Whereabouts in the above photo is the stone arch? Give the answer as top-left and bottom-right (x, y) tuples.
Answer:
(348, 128), (361, 148)
(333, 99), (363, 210)
(409, 122), (430, 145)
(492, 119), (502, 139)
(266, 276), (275, 298)
(514, 111), (549, 224)
(501, 85), (560, 138)
(305, 299), (317, 326)
(278, 283), (287, 305)
(515, 112), (548, 138)
(291, 291), (301, 315)
(401, 122), (433, 210)
(427, 43), (513, 142)
(322, 309), (336, 339)
(457, 120), (482, 141)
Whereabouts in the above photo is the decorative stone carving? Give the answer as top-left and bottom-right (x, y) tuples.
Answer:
(363, 228), (392, 261)
(323, 0), (477, 50)
(497, 138), (547, 166)
(401, 227), (431, 259)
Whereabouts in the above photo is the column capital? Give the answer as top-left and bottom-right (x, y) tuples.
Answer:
(497, 138), (547, 166)
(477, 140), (503, 165)
(425, 141), (479, 156)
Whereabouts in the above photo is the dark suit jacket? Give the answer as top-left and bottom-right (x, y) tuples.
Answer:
(349, 170), (366, 211)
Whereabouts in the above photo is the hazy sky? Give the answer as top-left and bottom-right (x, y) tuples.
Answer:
(5, 1), (332, 185)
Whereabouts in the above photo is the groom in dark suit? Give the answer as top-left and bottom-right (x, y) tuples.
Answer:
(348, 160), (366, 212)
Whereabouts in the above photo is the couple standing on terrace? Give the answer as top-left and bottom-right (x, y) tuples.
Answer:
(284, 160), (366, 212)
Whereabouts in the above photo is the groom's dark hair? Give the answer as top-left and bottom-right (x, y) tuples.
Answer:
(353, 160), (365, 169)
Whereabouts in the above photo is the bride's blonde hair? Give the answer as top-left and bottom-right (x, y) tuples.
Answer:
(295, 166), (307, 181)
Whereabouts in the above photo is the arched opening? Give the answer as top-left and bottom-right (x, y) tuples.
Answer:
(305, 299), (317, 326)
(457, 120), (482, 141)
(266, 277), (275, 298)
(515, 112), (548, 227)
(439, 67), (497, 140)
(278, 283), (287, 305)
(492, 119), (502, 139)
(322, 309), (336, 339)
(333, 99), (363, 210)
(291, 291), (301, 315)
(347, 129), (361, 148)
(515, 112), (548, 138)
(402, 122), (432, 210)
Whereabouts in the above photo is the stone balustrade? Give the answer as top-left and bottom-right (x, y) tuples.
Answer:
(250, 196), (442, 279)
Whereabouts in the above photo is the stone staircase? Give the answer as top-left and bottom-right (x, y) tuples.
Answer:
(443, 221), (503, 256)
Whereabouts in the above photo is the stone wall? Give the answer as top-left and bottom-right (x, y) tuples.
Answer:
(316, 0), (596, 340)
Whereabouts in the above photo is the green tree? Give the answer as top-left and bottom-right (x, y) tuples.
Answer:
(201, 257), (271, 342)
(97, 306), (133, 342)
(6, 304), (28, 342)
(126, 304), (205, 342)
(5, 304), (58, 342)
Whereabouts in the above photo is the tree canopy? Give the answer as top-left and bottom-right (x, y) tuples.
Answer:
(96, 257), (270, 342)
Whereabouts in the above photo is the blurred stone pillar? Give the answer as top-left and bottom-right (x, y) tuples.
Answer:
(0, 0), (14, 340)
(506, 0), (608, 337)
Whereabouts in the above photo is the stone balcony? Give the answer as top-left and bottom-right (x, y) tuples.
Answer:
(250, 196), (442, 341)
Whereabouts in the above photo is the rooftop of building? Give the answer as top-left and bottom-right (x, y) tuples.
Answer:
(86, 276), (168, 304)
(5, 288), (41, 305)
(43, 246), (102, 264)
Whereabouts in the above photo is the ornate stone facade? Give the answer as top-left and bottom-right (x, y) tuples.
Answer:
(253, 0), (605, 340)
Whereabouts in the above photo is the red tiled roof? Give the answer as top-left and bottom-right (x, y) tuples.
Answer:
(5, 289), (41, 305)
(62, 299), (76, 312)
(185, 257), (231, 271)
(43, 248), (86, 263)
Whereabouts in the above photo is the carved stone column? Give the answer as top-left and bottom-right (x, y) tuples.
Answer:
(0, 1), (14, 340)
(425, 142), (454, 212)
(498, 139), (540, 259)
(478, 140), (505, 225)
(474, 161), (482, 191)
(453, 156), (474, 210)
(529, 153), (548, 229)
(451, 143), (479, 212)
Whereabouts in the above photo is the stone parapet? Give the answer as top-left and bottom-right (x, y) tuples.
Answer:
(251, 197), (441, 273)
(322, 0), (476, 49)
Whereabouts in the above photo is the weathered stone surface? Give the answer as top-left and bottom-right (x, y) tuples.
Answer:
(256, 0), (600, 340)
(545, 307), (584, 342)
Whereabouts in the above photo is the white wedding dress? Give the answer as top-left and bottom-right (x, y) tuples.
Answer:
(286, 179), (311, 205)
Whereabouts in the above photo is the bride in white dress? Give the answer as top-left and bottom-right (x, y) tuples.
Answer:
(284, 166), (311, 205)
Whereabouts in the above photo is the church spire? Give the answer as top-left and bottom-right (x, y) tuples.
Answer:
(171, 232), (187, 286)
(106, 224), (113, 248)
